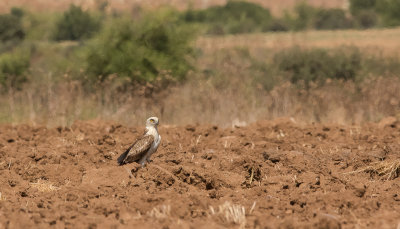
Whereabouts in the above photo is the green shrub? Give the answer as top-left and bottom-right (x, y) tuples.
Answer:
(314, 9), (353, 30)
(292, 2), (317, 30)
(349, 0), (376, 15)
(273, 47), (362, 87)
(182, 1), (272, 34)
(350, 0), (400, 27)
(266, 19), (290, 32)
(0, 11), (25, 42)
(0, 48), (30, 89)
(360, 54), (400, 78)
(10, 7), (24, 18)
(354, 10), (378, 28)
(285, 3), (356, 31)
(53, 5), (100, 41)
(375, 0), (400, 27)
(85, 9), (196, 83)
(349, 0), (378, 28)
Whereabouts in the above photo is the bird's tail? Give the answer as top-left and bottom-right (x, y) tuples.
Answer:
(117, 149), (129, 165)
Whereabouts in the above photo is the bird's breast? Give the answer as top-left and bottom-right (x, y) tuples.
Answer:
(145, 127), (160, 149)
(153, 134), (161, 148)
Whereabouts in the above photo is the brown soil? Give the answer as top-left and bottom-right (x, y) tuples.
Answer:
(1, 118), (400, 228)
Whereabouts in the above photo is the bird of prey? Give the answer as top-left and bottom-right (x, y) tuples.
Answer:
(117, 117), (161, 167)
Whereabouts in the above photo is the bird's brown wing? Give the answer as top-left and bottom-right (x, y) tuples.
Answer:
(117, 135), (154, 165)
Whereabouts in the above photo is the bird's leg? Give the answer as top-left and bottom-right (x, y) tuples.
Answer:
(140, 161), (147, 168)
(138, 156), (147, 167)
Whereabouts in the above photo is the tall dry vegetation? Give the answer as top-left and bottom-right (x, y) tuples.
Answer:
(1, 36), (400, 127)
(1, 3), (400, 127)
(2, 69), (399, 127)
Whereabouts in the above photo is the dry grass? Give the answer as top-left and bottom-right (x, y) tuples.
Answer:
(1, 73), (400, 127)
(147, 205), (171, 219)
(197, 28), (400, 57)
(349, 159), (400, 180)
(30, 179), (60, 192)
(0, 192), (5, 201)
(209, 201), (246, 228)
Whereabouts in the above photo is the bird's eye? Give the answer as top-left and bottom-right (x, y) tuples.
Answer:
(150, 119), (154, 123)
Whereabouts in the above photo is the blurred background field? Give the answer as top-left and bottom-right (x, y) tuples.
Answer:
(0, 0), (349, 15)
(0, 0), (399, 127)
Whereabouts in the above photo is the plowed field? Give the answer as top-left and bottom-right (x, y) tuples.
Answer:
(1, 118), (400, 228)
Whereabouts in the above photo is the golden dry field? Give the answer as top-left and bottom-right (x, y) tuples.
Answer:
(198, 28), (400, 56)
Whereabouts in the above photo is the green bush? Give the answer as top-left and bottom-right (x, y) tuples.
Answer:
(85, 9), (196, 83)
(349, 0), (376, 15)
(354, 10), (378, 28)
(314, 9), (353, 30)
(53, 5), (100, 41)
(291, 2), (317, 30)
(0, 48), (30, 89)
(376, 0), (400, 27)
(266, 19), (290, 32)
(349, 0), (378, 28)
(350, 0), (400, 27)
(182, 1), (272, 34)
(284, 3), (355, 31)
(273, 47), (362, 87)
(10, 7), (24, 18)
(0, 11), (25, 42)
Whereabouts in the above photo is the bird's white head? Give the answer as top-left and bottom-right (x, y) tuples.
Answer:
(146, 117), (159, 128)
